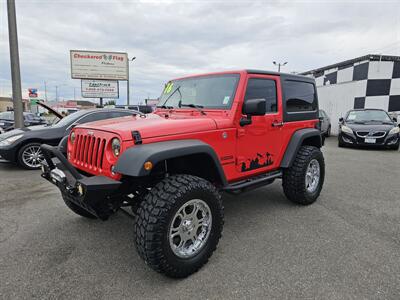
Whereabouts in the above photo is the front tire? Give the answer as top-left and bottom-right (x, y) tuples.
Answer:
(282, 146), (325, 205)
(326, 126), (331, 137)
(17, 142), (45, 170)
(390, 142), (399, 150)
(135, 174), (224, 278)
(338, 136), (345, 148)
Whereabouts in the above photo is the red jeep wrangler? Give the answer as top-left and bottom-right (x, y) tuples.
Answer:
(41, 70), (325, 278)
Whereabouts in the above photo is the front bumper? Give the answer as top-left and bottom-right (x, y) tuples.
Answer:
(339, 132), (399, 147)
(40, 144), (122, 220)
(0, 145), (17, 162)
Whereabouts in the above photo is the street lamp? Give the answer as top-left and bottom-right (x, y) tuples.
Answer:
(127, 56), (136, 106)
(55, 84), (66, 101)
(273, 61), (288, 72)
(55, 84), (73, 102)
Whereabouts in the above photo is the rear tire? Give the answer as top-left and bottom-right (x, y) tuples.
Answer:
(135, 174), (224, 278)
(282, 146), (325, 205)
(61, 192), (97, 219)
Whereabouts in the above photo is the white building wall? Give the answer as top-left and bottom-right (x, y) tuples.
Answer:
(312, 58), (400, 135)
(368, 61), (394, 79)
(317, 80), (367, 135)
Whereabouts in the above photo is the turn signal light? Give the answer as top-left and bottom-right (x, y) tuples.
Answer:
(144, 161), (153, 171)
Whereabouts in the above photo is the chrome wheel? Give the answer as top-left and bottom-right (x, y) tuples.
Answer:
(22, 145), (44, 168)
(305, 159), (320, 193)
(169, 199), (212, 258)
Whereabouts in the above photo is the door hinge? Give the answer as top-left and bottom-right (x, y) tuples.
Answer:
(237, 128), (245, 137)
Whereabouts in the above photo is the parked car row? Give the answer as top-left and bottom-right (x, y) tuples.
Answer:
(0, 69), (398, 280)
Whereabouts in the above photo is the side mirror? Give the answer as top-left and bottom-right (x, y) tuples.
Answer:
(242, 98), (266, 116)
(339, 117), (344, 123)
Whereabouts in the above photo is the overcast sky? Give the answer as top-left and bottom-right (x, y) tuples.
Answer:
(1, 0), (399, 105)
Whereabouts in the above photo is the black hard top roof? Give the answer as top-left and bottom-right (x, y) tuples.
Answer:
(246, 69), (314, 83)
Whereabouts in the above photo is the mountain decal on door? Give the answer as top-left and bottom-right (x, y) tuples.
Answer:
(241, 152), (273, 172)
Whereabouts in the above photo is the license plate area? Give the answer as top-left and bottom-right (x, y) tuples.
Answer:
(365, 138), (376, 143)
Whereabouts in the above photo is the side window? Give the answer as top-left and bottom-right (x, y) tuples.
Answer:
(110, 112), (132, 118)
(78, 112), (109, 124)
(244, 78), (277, 113)
(285, 81), (317, 112)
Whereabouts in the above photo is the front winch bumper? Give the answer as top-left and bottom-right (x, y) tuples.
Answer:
(40, 144), (122, 220)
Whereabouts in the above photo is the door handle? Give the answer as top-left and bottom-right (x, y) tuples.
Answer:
(272, 121), (284, 127)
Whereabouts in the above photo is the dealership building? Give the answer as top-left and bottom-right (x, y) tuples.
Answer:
(302, 54), (400, 134)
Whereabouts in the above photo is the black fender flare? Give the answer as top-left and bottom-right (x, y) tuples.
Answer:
(114, 139), (227, 185)
(280, 128), (322, 168)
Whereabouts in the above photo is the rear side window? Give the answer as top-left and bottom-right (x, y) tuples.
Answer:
(285, 81), (317, 112)
(244, 78), (277, 113)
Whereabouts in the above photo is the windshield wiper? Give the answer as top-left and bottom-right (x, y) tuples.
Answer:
(161, 85), (182, 107)
(157, 105), (174, 109)
(179, 103), (206, 115)
(369, 119), (392, 124)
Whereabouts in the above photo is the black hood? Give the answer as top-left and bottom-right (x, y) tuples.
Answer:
(345, 122), (395, 132)
(0, 125), (60, 141)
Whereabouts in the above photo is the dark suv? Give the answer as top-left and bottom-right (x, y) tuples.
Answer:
(338, 109), (399, 150)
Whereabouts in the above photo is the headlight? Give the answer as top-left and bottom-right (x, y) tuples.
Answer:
(70, 131), (76, 144)
(341, 125), (353, 134)
(389, 126), (400, 135)
(0, 134), (23, 146)
(111, 138), (121, 157)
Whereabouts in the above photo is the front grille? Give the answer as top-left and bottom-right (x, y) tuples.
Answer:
(356, 131), (386, 138)
(72, 134), (106, 170)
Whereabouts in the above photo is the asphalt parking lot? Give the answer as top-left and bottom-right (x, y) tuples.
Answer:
(0, 137), (399, 299)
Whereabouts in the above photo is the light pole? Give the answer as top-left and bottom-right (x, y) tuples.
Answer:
(44, 81), (48, 101)
(273, 61), (288, 72)
(55, 84), (68, 101)
(7, 0), (24, 128)
(127, 56), (136, 106)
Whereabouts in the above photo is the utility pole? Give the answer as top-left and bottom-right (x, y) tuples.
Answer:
(44, 81), (48, 101)
(273, 61), (288, 72)
(127, 56), (136, 106)
(7, 0), (24, 128)
(55, 85), (58, 101)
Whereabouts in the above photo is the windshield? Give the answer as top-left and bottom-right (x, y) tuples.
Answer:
(346, 110), (392, 123)
(0, 112), (14, 120)
(52, 110), (87, 128)
(158, 74), (240, 109)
